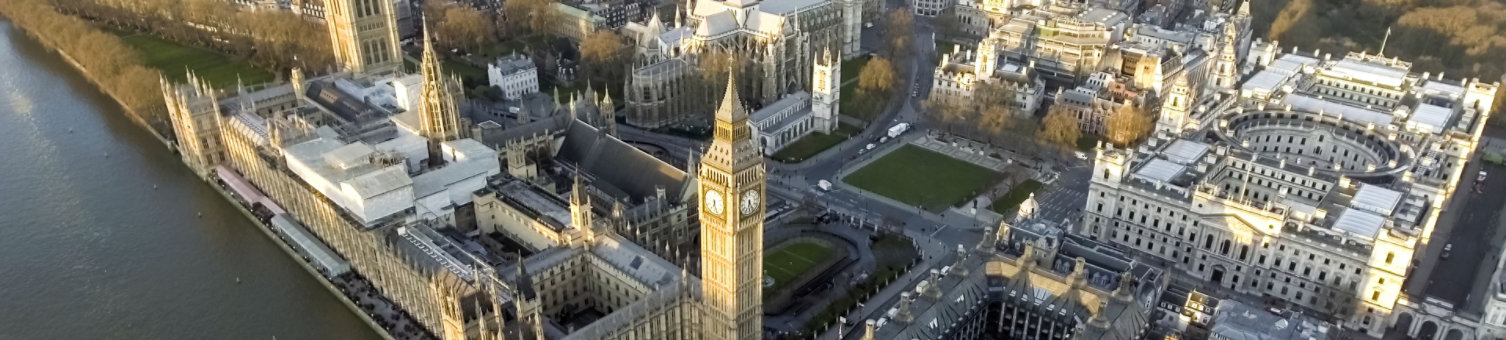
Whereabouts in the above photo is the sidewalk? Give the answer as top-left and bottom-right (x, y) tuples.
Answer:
(912, 136), (1009, 169)
(818, 230), (955, 339)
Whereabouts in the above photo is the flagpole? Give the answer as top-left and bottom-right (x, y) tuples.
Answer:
(1379, 26), (1392, 57)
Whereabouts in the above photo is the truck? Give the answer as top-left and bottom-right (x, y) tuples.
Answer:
(1484, 151), (1506, 165)
(817, 180), (833, 191)
(887, 123), (910, 138)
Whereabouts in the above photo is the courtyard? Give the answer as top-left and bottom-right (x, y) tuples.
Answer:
(844, 145), (1005, 212)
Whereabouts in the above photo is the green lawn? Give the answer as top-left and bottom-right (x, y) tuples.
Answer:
(989, 179), (1043, 214)
(116, 33), (273, 89)
(763, 241), (834, 294)
(845, 145), (1004, 211)
(771, 123), (862, 163)
(841, 55), (870, 84)
(840, 83), (885, 121)
(443, 59), (488, 86)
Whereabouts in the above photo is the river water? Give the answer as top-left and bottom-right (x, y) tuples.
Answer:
(0, 21), (378, 339)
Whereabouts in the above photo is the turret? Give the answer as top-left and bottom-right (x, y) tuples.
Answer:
(600, 89), (617, 137)
(976, 37), (998, 79)
(570, 171), (594, 243)
(290, 67), (305, 102)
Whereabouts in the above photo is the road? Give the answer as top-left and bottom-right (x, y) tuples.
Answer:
(1407, 137), (1506, 315)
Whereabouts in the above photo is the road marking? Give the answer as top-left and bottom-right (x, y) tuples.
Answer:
(930, 225), (948, 236)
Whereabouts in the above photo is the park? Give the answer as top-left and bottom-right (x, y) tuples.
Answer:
(844, 144), (1005, 212)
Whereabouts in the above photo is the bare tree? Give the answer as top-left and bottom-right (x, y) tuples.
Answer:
(1104, 101), (1151, 146)
(440, 5), (495, 51)
(857, 57), (896, 93)
(579, 30), (629, 87)
(881, 9), (915, 63)
(973, 82), (1016, 135)
(503, 0), (558, 37)
(854, 57), (897, 119)
(1040, 105), (1082, 152)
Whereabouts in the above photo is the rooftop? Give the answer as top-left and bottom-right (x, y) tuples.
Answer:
(1210, 300), (1331, 340)
(1325, 58), (1409, 89)
(490, 54), (535, 75)
(557, 120), (691, 204)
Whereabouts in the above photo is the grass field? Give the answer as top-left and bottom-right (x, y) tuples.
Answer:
(763, 241), (834, 294)
(845, 145), (1004, 211)
(116, 33), (273, 89)
(771, 123), (862, 163)
(841, 55), (869, 84)
(839, 83), (886, 121)
(990, 179), (1043, 214)
(443, 60), (488, 87)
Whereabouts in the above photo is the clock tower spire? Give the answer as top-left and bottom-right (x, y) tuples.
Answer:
(699, 74), (766, 340)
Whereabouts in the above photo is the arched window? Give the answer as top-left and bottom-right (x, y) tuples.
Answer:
(1385, 252), (1394, 264)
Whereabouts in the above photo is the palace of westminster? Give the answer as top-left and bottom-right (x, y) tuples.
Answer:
(159, 0), (1505, 338)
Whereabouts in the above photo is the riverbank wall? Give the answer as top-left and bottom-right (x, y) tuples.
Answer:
(208, 184), (399, 340)
(6, 24), (173, 149)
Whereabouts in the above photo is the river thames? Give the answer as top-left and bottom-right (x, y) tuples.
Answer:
(0, 21), (379, 339)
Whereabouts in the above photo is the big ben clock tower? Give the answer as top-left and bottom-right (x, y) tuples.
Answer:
(699, 75), (766, 340)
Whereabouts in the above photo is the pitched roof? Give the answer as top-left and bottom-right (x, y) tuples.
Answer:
(556, 120), (690, 203)
(716, 75), (748, 122)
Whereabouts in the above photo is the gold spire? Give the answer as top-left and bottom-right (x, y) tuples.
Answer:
(418, 23), (463, 166)
(716, 72), (748, 123)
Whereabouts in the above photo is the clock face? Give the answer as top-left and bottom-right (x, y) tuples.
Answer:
(704, 189), (725, 215)
(740, 190), (760, 216)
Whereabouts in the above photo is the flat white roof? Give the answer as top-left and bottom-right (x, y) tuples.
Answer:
(1283, 94), (1394, 126)
(1242, 70), (1288, 95)
(346, 166), (412, 199)
(324, 143), (377, 170)
(1272, 54), (1319, 73)
(1351, 184), (1402, 216)
(1422, 80), (1466, 99)
(1163, 140), (1210, 165)
(1333, 209), (1385, 239)
(1136, 159), (1185, 184)
(1410, 103), (1454, 134)
(1001, 63), (1023, 74)
(1328, 59), (1408, 88)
